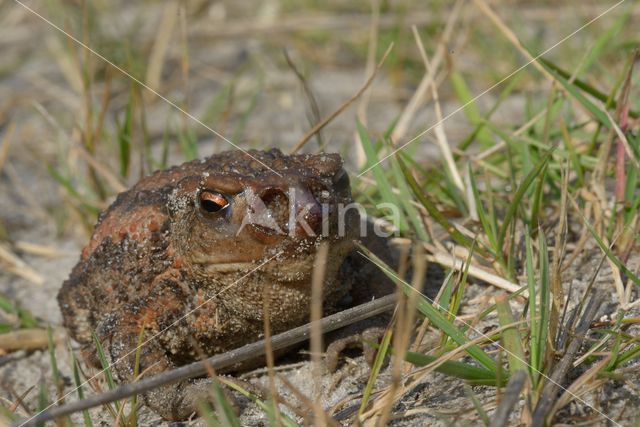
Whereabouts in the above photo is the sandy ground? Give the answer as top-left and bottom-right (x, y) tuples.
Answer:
(1, 1), (639, 426)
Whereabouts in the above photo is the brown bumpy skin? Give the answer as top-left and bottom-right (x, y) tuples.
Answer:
(57, 148), (394, 420)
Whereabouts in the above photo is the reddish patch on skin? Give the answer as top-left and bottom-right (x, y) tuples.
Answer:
(82, 206), (167, 260)
(172, 257), (184, 269)
(196, 289), (205, 306)
(134, 284), (183, 330)
(190, 289), (214, 333)
(137, 307), (160, 329)
(193, 314), (216, 333)
(193, 292), (218, 333)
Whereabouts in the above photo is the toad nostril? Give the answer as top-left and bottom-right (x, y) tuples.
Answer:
(259, 188), (289, 229)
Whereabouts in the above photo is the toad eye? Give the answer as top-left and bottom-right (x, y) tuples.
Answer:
(199, 190), (229, 214)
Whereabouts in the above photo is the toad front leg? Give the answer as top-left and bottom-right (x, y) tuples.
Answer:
(95, 276), (220, 421)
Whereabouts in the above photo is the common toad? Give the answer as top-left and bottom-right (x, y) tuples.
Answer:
(58, 148), (393, 420)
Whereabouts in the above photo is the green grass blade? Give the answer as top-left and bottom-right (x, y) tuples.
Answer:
(36, 381), (49, 427)
(456, 73), (522, 154)
(538, 62), (612, 128)
(48, 167), (101, 216)
(358, 246), (497, 373)
(581, 215), (640, 286)
(448, 245), (473, 319)
(450, 70), (494, 148)
(46, 327), (73, 426)
(559, 119), (584, 187)
(529, 162), (549, 230)
(537, 231), (550, 373)
(233, 80), (262, 144)
(211, 381), (242, 427)
(117, 89), (134, 178)
(70, 344), (94, 427)
(198, 401), (221, 427)
(468, 163), (499, 255)
(403, 351), (500, 386)
(177, 126), (199, 161)
(538, 58), (639, 120)
(389, 156), (430, 241)
(498, 150), (553, 252)
(525, 231), (540, 385)
(0, 404), (18, 423)
(396, 154), (478, 252)
(358, 120), (408, 232)
(495, 296), (527, 375)
(359, 328), (393, 416)
(611, 343), (640, 369)
(0, 295), (38, 329)
(220, 379), (298, 427)
(46, 327), (62, 396)
(577, 7), (631, 76)
(437, 269), (456, 314)
(91, 332), (122, 416)
(127, 326), (146, 426)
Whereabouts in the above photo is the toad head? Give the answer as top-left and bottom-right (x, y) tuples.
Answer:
(166, 149), (360, 285)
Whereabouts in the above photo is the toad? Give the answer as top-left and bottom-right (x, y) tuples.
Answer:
(58, 148), (394, 420)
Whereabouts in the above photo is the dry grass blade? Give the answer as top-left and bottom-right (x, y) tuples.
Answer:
(391, 0), (463, 144)
(310, 243), (328, 426)
(290, 43), (394, 154)
(353, 0), (380, 167)
(13, 242), (72, 258)
(45, 36), (83, 94)
(411, 25), (464, 192)
(283, 48), (324, 150)
(550, 356), (611, 417)
(262, 281), (283, 427)
(471, 0), (552, 81)
(0, 243), (44, 285)
(376, 243), (425, 426)
(8, 385), (35, 415)
(12, 0), (283, 177)
(145, 1), (180, 102)
(74, 145), (126, 194)
(189, 11), (442, 39)
(426, 250), (522, 295)
(0, 328), (65, 353)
